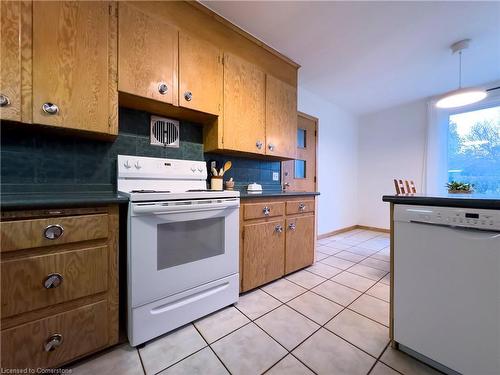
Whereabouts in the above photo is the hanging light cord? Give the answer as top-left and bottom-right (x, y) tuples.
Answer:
(458, 50), (462, 88)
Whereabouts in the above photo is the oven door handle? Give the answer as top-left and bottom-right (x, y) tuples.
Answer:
(132, 200), (239, 215)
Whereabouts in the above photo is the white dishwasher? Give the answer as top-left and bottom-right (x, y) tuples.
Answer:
(394, 204), (500, 375)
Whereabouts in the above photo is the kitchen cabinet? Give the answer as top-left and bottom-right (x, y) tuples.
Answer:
(240, 196), (316, 292)
(242, 219), (285, 291)
(265, 75), (298, 159)
(32, 1), (117, 135)
(179, 32), (223, 115)
(118, 3), (178, 106)
(222, 52), (266, 155)
(0, 205), (119, 370)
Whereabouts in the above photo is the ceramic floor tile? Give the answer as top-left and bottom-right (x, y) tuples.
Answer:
(380, 346), (441, 375)
(380, 273), (391, 286)
(348, 231), (381, 241)
(349, 294), (390, 326)
(315, 251), (330, 261)
(293, 328), (375, 375)
(236, 289), (282, 320)
(324, 241), (353, 251)
(358, 238), (390, 251)
(360, 257), (390, 272)
(325, 309), (389, 357)
(287, 291), (343, 325)
(345, 246), (380, 256)
(266, 354), (314, 375)
(255, 305), (319, 350)
(286, 270), (327, 289)
(332, 271), (377, 292)
(334, 250), (367, 263)
(348, 264), (388, 281)
(71, 344), (144, 375)
(139, 324), (206, 375)
(369, 362), (400, 375)
(194, 306), (250, 343)
(312, 280), (362, 306)
(366, 282), (390, 302)
(317, 237), (334, 245)
(305, 262), (343, 278)
(159, 347), (228, 375)
(211, 323), (287, 375)
(320, 256), (355, 270)
(334, 237), (367, 246)
(371, 251), (391, 262)
(262, 278), (307, 302)
(314, 244), (343, 255)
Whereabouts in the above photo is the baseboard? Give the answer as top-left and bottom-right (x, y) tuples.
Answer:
(317, 224), (389, 239)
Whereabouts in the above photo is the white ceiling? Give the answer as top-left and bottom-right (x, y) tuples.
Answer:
(201, 1), (500, 115)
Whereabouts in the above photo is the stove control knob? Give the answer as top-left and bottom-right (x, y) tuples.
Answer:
(134, 161), (141, 169)
(124, 160), (132, 169)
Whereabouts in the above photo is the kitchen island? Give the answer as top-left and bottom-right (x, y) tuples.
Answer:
(382, 194), (500, 375)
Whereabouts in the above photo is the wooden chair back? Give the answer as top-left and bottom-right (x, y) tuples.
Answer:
(393, 179), (417, 195)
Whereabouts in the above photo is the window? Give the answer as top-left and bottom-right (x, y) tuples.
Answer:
(447, 105), (500, 194)
(297, 128), (306, 148)
(294, 160), (306, 178)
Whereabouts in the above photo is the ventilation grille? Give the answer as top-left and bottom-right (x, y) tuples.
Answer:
(150, 116), (180, 148)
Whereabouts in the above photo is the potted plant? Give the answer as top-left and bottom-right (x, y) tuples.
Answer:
(446, 181), (474, 194)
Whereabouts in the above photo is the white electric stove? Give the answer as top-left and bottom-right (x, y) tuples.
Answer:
(118, 155), (240, 346)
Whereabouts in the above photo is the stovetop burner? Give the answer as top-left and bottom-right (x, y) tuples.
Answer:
(130, 190), (171, 193)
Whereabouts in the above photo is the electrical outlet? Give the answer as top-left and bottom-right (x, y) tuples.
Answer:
(272, 172), (279, 181)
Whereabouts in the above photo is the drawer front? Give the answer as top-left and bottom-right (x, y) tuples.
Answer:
(286, 199), (315, 215)
(243, 202), (285, 220)
(2, 246), (108, 318)
(1, 301), (108, 369)
(1, 214), (109, 252)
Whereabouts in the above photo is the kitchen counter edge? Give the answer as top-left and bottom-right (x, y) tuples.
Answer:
(382, 194), (500, 210)
(1, 193), (129, 210)
(239, 191), (320, 199)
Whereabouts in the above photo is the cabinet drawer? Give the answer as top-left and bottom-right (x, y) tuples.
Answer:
(243, 202), (285, 220)
(1, 301), (108, 369)
(1, 214), (109, 252)
(286, 199), (315, 215)
(1, 246), (108, 318)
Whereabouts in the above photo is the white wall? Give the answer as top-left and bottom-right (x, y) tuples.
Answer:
(357, 99), (428, 229)
(298, 87), (359, 235)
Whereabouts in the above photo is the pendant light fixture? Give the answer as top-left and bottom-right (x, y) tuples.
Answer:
(435, 39), (487, 109)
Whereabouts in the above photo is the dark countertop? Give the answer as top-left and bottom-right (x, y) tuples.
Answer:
(382, 193), (500, 210)
(1, 192), (129, 210)
(239, 191), (320, 199)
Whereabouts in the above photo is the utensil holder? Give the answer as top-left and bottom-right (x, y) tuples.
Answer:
(211, 176), (223, 191)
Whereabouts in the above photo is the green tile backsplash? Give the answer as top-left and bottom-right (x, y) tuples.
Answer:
(0, 107), (280, 194)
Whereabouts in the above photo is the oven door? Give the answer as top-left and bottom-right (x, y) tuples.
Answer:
(129, 198), (239, 308)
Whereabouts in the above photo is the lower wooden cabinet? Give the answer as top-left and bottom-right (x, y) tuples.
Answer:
(240, 196), (316, 292)
(0, 205), (119, 370)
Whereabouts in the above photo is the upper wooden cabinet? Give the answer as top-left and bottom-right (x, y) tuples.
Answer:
(179, 32), (222, 115)
(32, 1), (117, 135)
(265, 75), (297, 159)
(222, 53), (266, 155)
(118, 3), (178, 106)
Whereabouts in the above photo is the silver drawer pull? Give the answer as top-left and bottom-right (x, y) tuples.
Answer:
(43, 224), (64, 240)
(0, 94), (10, 107)
(263, 206), (271, 216)
(184, 91), (193, 101)
(42, 102), (59, 115)
(275, 224), (283, 233)
(158, 82), (168, 95)
(256, 140), (263, 150)
(298, 203), (306, 211)
(44, 334), (63, 352)
(288, 223), (296, 231)
(43, 273), (63, 289)
(268, 143), (275, 151)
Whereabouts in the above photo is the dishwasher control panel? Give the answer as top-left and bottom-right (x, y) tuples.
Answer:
(394, 205), (500, 231)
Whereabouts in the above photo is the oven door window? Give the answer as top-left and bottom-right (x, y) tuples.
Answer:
(157, 217), (225, 270)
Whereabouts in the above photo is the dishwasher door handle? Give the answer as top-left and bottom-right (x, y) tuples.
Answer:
(410, 220), (500, 237)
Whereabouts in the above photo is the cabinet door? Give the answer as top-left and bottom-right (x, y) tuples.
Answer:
(0, 1), (24, 122)
(242, 219), (285, 291)
(179, 32), (222, 115)
(285, 215), (314, 274)
(223, 53), (266, 154)
(32, 1), (116, 134)
(118, 3), (178, 106)
(265, 75), (297, 159)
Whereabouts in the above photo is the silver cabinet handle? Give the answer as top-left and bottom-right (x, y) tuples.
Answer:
(263, 206), (271, 216)
(158, 83), (168, 95)
(256, 141), (263, 150)
(184, 91), (193, 101)
(275, 224), (283, 233)
(268, 143), (275, 151)
(288, 223), (296, 231)
(42, 102), (59, 115)
(299, 203), (306, 211)
(44, 334), (63, 352)
(0, 94), (10, 107)
(43, 273), (63, 289)
(43, 224), (64, 240)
